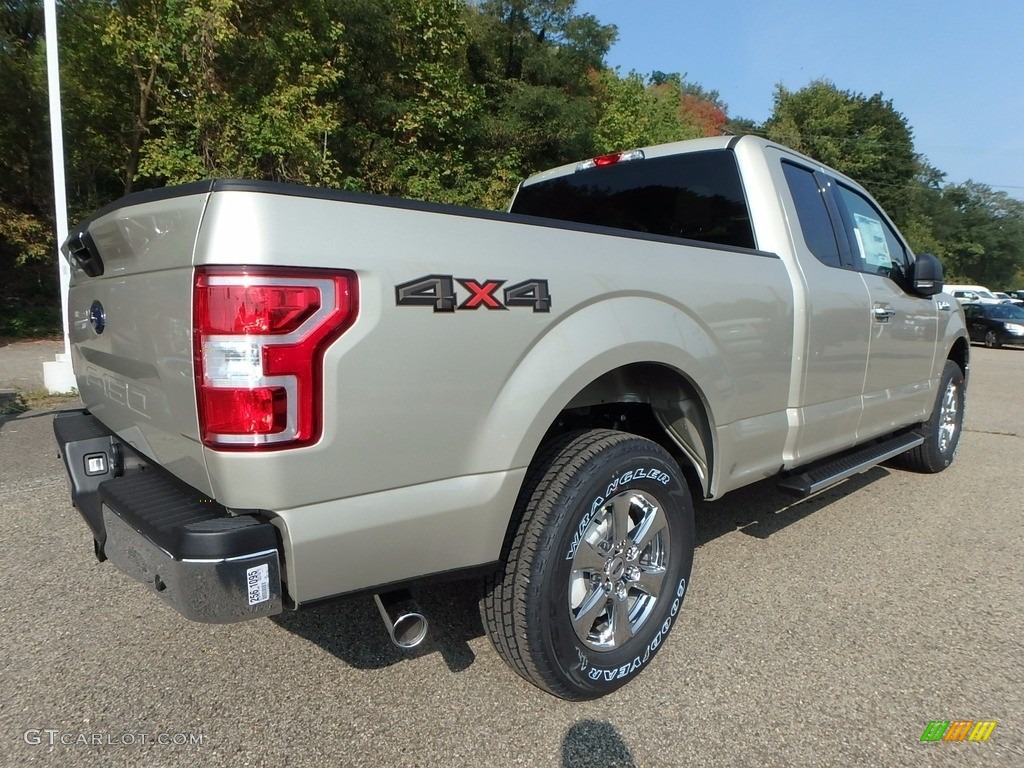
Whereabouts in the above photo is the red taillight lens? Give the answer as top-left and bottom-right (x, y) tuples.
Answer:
(196, 284), (322, 334)
(194, 267), (358, 450)
(199, 387), (288, 435)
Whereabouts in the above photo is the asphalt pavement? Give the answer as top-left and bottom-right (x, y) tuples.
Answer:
(0, 344), (1021, 767)
(0, 338), (65, 392)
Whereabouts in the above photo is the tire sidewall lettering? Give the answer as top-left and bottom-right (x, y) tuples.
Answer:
(565, 466), (671, 561)
(542, 448), (693, 695)
(605, 466), (671, 499)
(582, 577), (687, 683)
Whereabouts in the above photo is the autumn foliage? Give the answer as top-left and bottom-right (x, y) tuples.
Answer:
(0, 0), (1021, 337)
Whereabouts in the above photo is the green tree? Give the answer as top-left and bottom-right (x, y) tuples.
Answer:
(147, 0), (345, 186)
(60, 0), (138, 209)
(63, 0), (207, 193)
(60, 0), (347, 192)
(0, 1), (63, 336)
(897, 158), (949, 259)
(327, 0), (483, 203)
(0, 1), (51, 263)
(466, 0), (615, 190)
(933, 182), (1024, 286)
(472, 0), (611, 84)
(590, 70), (727, 155)
(591, 71), (690, 152)
(764, 79), (916, 223)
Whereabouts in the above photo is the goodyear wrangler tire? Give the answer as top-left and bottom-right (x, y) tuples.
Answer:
(481, 429), (695, 700)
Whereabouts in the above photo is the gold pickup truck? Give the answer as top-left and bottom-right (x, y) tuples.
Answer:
(54, 135), (969, 699)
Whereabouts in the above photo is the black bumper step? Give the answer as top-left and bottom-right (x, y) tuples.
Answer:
(52, 408), (111, 442)
(99, 472), (276, 560)
(53, 409), (117, 539)
(55, 410), (284, 623)
(777, 430), (924, 498)
(54, 409), (277, 560)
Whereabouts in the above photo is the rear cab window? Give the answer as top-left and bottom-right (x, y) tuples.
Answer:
(510, 150), (756, 250)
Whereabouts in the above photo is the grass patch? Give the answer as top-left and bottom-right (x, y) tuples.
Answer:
(1, 389), (80, 414)
(23, 388), (81, 411)
(0, 392), (28, 416)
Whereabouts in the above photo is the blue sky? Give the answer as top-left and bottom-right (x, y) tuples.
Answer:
(575, 0), (1024, 198)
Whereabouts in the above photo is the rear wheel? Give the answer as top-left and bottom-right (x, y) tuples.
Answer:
(897, 360), (965, 473)
(481, 429), (695, 700)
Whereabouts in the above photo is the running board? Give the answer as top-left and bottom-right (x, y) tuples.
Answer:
(777, 431), (925, 498)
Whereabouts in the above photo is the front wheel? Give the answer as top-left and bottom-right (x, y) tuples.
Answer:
(984, 330), (1001, 349)
(481, 429), (695, 700)
(897, 359), (965, 473)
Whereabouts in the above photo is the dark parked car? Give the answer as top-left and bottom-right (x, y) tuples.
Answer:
(963, 302), (1024, 348)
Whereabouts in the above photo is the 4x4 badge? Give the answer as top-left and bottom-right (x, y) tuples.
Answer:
(395, 275), (551, 313)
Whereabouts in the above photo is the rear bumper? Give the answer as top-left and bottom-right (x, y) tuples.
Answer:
(53, 409), (283, 623)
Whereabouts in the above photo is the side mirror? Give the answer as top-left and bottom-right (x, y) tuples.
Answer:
(910, 253), (943, 297)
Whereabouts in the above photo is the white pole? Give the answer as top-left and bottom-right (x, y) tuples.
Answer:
(42, 0), (77, 393)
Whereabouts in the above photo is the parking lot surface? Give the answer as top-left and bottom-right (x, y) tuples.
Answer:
(1, 344), (1021, 767)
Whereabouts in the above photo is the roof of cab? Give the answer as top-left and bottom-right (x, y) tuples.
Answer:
(520, 135), (744, 188)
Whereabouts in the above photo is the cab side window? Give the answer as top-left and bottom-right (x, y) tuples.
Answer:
(781, 162), (843, 268)
(834, 184), (910, 283)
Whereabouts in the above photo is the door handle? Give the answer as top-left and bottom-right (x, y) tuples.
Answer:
(873, 306), (896, 323)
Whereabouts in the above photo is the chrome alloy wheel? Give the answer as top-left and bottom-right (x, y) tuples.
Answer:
(937, 377), (960, 455)
(568, 490), (670, 651)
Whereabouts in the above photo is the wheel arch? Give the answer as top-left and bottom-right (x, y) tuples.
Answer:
(942, 333), (966, 385)
(469, 296), (724, 485)
(947, 334), (970, 381)
(551, 362), (716, 497)
(467, 296), (728, 574)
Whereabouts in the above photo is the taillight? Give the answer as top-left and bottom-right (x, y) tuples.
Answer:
(194, 266), (358, 449)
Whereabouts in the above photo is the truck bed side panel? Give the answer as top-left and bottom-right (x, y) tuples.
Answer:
(188, 190), (793, 598)
(193, 190), (795, 511)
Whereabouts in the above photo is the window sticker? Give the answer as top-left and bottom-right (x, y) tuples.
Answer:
(853, 212), (891, 268)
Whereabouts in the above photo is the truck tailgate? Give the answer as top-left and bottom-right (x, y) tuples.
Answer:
(65, 187), (213, 494)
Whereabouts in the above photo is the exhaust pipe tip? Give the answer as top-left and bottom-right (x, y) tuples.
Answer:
(374, 590), (428, 649)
